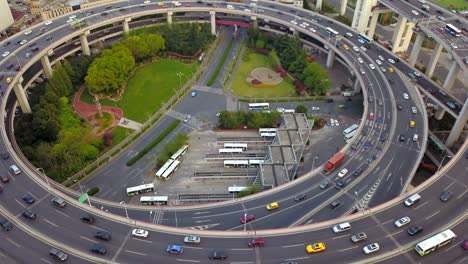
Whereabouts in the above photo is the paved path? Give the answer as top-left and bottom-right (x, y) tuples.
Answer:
(118, 118), (143, 130)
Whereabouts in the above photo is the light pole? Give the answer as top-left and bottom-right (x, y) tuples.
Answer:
(177, 72), (183, 89)
(437, 155), (452, 173)
(10, 53), (22, 69)
(149, 211), (153, 222)
(354, 191), (360, 211)
(311, 156), (318, 170)
(244, 212), (247, 231)
(36, 167), (50, 190)
(120, 201), (129, 218)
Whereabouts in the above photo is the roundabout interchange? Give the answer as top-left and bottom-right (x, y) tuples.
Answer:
(0, 0), (467, 263)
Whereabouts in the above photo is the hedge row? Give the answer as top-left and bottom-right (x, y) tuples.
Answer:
(207, 37), (234, 86)
(126, 120), (181, 166)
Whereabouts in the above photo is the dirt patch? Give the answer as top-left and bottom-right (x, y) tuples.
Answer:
(249, 67), (283, 85)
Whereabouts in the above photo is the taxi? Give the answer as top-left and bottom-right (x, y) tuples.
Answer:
(266, 202), (279, 210)
(410, 120), (415, 128)
(306, 242), (326, 253)
(388, 67), (394, 73)
(342, 44), (349, 50)
(6, 77), (13, 83)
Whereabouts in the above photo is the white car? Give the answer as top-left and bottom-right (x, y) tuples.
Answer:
(450, 43), (458, 49)
(70, 15), (77, 19)
(183, 115), (191, 123)
(338, 168), (348, 178)
(413, 134), (419, 142)
(357, 57), (364, 64)
(330, 119), (335, 126)
(20, 39), (28, 45)
(437, 16), (446, 21)
(335, 120), (340, 127)
(360, 46), (367, 51)
(2, 51), (9, 57)
(363, 243), (380, 254)
(290, 20), (297, 25)
(144, 0), (151, 3)
(345, 32), (353, 38)
(369, 64), (376, 70)
(418, 0), (425, 3)
(412, 10), (419, 16)
(358, 38), (365, 44)
(360, 68), (366, 75)
(132, 229), (149, 238)
(301, 22), (309, 27)
(311, 106), (320, 111)
(299, 23), (306, 28)
(184, 235), (201, 244)
(375, 59), (382, 65)
(380, 67), (387, 72)
(411, 107), (417, 114)
(403, 93), (409, 100)
(309, 27), (316, 33)
(353, 46), (360, 52)
(378, 55), (384, 61)
(388, 58), (395, 64)
(24, 30), (32, 35)
(395, 216), (411, 227)
(244, 8), (251, 12)
(227, 4), (234, 9)
(44, 20), (53, 25)
(277, 108), (285, 113)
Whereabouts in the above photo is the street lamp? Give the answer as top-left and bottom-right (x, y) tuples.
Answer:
(177, 72), (183, 89)
(149, 211), (153, 222)
(120, 201), (129, 218)
(437, 155), (452, 173)
(10, 53), (22, 69)
(311, 156), (318, 170)
(36, 167), (50, 190)
(354, 191), (360, 211)
(244, 212), (247, 231)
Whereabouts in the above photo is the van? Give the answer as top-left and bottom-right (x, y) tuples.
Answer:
(333, 222), (351, 233)
(52, 197), (66, 208)
(10, 165), (21, 175)
(227, 4), (234, 9)
(404, 193), (421, 207)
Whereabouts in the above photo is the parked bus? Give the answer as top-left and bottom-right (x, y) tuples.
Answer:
(224, 143), (248, 150)
(326, 27), (339, 37)
(259, 128), (277, 133)
(248, 103), (270, 110)
(219, 148), (243, 154)
(248, 160), (264, 167)
(358, 33), (374, 44)
(224, 160), (249, 168)
(140, 196), (169, 205)
(344, 130), (357, 141)
(155, 159), (174, 178)
(126, 183), (155, 196)
(161, 160), (180, 180)
(444, 24), (461, 37)
(171, 145), (189, 161)
(343, 124), (359, 135)
(228, 186), (248, 194)
(260, 132), (276, 138)
(415, 229), (456, 256)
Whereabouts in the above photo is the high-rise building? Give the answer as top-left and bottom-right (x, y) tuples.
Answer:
(0, 0), (15, 33)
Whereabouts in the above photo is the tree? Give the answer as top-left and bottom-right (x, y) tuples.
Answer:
(121, 35), (150, 61)
(302, 63), (331, 95)
(143, 34), (166, 56)
(295, 105), (308, 114)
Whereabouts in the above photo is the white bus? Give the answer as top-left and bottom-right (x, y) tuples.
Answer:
(224, 143), (248, 150)
(343, 124), (359, 135)
(219, 148), (243, 154)
(248, 103), (270, 110)
(415, 229), (456, 256)
(344, 130), (357, 141)
(248, 160), (264, 167)
(228, 186), (248, 194)
(358, 33), (374, 44)
(259, 128), (277, 134)
(444, 24), (461, 37)
(224, 160), (249, 168)
(171, 145), (189, 161)
(155, 159), (174, 178)
(260, 132), (276, 138)
(126, 183), (155, 196)
(161, 159), (180, 180)
(140, 196), (169, 205)
(326, 27), (339, 37)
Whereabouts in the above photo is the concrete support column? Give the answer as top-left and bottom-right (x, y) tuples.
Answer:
(367, 12), (379, 39)
(446, 98), (468, 147)
(434, 107), (445, 120)
(40, 55), (53, 79)
(391, 16), (407, 53)
(326, 48), (335, 68)
(443, 61), (460, 91)
(316, 0), (323, 10)
(353, 0), (373, 33)
(425, 43), (443, 78)
(409, 32), (425, 66)
(399, 22), (414, 52)
(210, 11), (216, 35)
(13, 77), (31, 114)
(123, 17), (131, 34)
(79, 32), (90, 56)
(340, 0), (348, 15)
(351, 0), (363, 29)
(252, 16), (258, 29)
(353, 77), (361, 93)
(167, 11), (173, 24)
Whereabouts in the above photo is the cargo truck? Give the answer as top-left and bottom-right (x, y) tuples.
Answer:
(324, 152), (345, 172)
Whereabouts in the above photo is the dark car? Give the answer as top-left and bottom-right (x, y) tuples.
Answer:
(22, 210), (37, 220)
(397, 104), (403, 110)
(3, 41), (11, 46)
(208, 251), (227, 260)
(248, 238), (265, 247)
(90, 244), (106, 255)
(335, 180), (345, 189)
(22, 194), (36, 204)
(380, 133), (388, 142)
(294, 193), (307, 202)
(399, 135), (406, 142)
(28, 43), (37, 48)
(31, 47), (40, 52)
(324, 98), (334, 103)
(440, 191), (453, 202)
(330, 200), (342, 209)
(0, 219), (13, 231)
(7, 63), (14, 70)
(353, 167), (363, 176)
(362, 128), (369, 136)
(0, 175), (9, 183)
(80, 215), (96, 224)
(49, 248), (68, 262)
(95, 231), (112, 241)
(240, 214), (255, 224)
(1, 152), (9, 160)
(45, 36), (53, 41)
(351, 143), (359, 150)
(407, 225), (423, 236)
(101, 12), (108, 16)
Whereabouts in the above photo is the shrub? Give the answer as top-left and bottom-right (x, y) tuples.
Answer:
(87, 187), (100, 196)
(251, 79), (262, 85)
(253, 48), (270, 55)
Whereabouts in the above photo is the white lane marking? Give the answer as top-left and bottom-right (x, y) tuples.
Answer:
(443, 181), (455, 191)
(79, 236), (98, 243)
(41, 258), (53, 264)
(231, 248), (253, 251)
(425, 210), (440, 220)
(332, 234), (349, 240)
(195, 220), (211, 223)
(14, 199), (26, 208)
(381, 219), (393, 225)
(43, 219), (59, 227)
(176, 259), (200, 263)
(338, 246), (358, 252)
(193, 211), (211, 215)
(285, 256), (310, 261)
(124, 250), (147, 256)
(457, 189), (467, 199)
(414, 201), (428, 210)
(54, 209), (70, 218)
(387, 230), (403, 237)
(230, 262), (254, 264)
(6, 238), (20, 247)
(282, 243), (304, 248)
(89, 225), (108, 232)
(456, 256), (468, 264)
(445, 240), (463, 252)
(132, 237), (152, 243)
(183, 246), (203, 250)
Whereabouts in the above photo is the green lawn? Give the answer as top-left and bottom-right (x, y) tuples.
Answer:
(81, 59), (197, 123)
(433, 0), (467, 9)
(231, 50), (296, 98)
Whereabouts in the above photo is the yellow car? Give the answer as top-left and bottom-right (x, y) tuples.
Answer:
(342, 44), (349, 50)
(266, 202), (279, 210)
(388, 67), (394, 73)
(6, 77), (13, 83)
(410, 120), (415, 128)
(306, 242), (326, 253)
(158, 2), (165, 6)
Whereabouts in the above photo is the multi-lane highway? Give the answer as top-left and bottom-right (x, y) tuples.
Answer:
(0, 0), (466, 263)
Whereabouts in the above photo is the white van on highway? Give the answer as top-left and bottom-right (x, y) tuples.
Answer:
(404, 193), (421, 207)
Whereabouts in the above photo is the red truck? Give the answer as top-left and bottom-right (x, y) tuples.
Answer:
(324, 152), (345, 173)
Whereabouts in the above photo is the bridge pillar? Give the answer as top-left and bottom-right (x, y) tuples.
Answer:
(353, 77), (361, 93)
(425, 43), (443, 78)
(13, 76), (31, 114)
(443, 61), (459, 91)
(366, 11), (379, 39)
(123, 17), (131, 34)
(409, 32), (424, 66)
(391, 16), (414, 53)
(340, 0), (348, 15)
(252, 16), (258, 29)
(326, 48), (335, 68)
(352, 0), (374, 33)
(210, 11), (216, 35)
(434, 107), (445, 120)
(79, 32), (90, 56)
(316, 0), (323, 10)
(40, 55), (53, 79)
(446, 98), (468, 147)
(167, 11), (173, 24)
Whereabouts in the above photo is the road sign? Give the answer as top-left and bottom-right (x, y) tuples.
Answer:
(79, 193), (88, 203)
